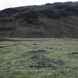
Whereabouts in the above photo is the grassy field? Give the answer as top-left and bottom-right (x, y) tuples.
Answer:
(0, 38), (78, 78)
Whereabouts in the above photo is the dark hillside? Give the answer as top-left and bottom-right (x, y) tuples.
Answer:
(0, 2), (78, 38)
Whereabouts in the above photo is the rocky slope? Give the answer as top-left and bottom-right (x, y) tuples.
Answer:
(0, 2), (78, 38)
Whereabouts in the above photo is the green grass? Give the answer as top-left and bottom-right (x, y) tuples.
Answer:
(0, 38), (78, 78)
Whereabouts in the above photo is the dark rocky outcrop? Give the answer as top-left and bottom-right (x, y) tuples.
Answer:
(0, 2), (78, 38)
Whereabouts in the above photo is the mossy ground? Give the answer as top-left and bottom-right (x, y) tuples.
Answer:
(0, 38), (78, 78)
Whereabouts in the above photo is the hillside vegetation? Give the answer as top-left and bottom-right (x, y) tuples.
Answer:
(0, 2), (78, 38)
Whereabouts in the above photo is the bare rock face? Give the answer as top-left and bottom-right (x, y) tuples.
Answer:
(0, 2), (78, 38)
